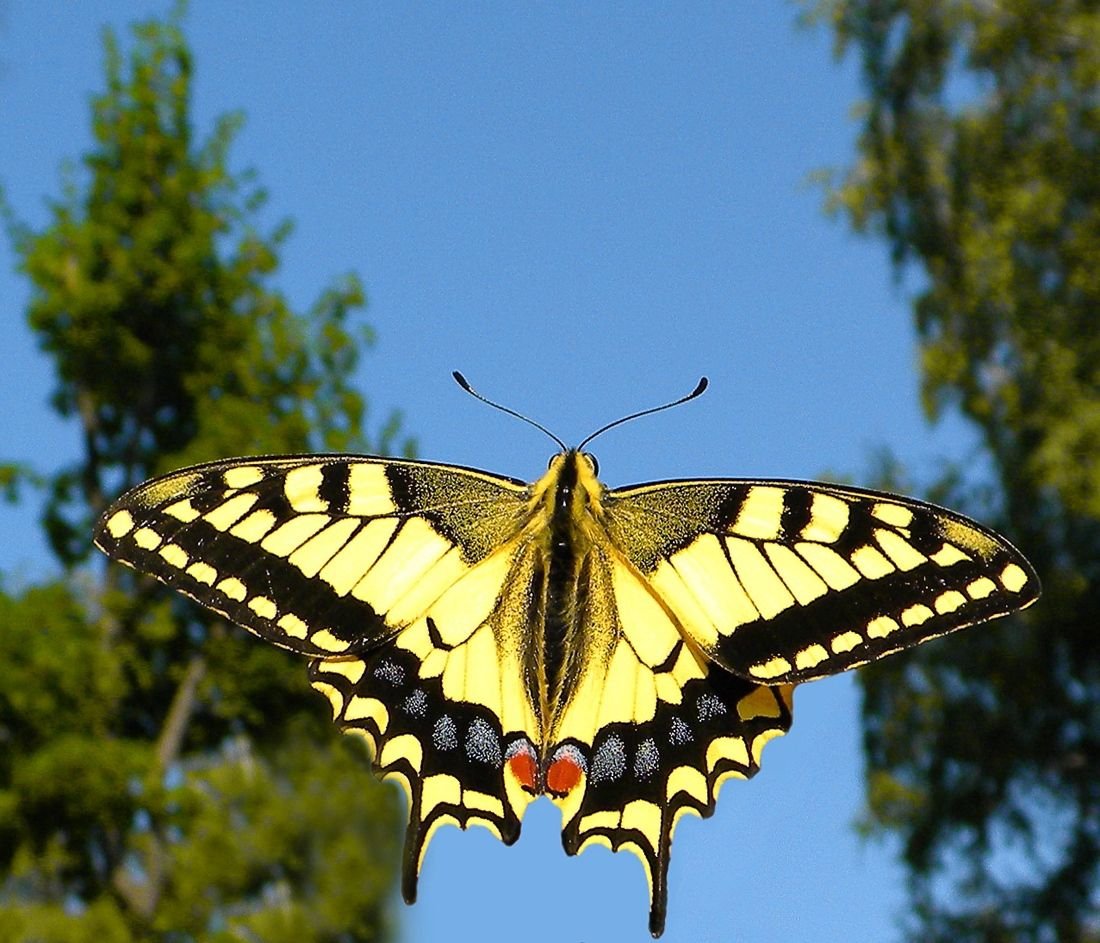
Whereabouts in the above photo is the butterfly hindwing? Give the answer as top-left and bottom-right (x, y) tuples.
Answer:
(310, 642), (537, 906)
(604, 479), (1040, 684)
(562, 669), (792, 938)
(542, 546), (794, 936)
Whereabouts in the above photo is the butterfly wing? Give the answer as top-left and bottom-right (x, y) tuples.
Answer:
(94, 454), (544, 899)
(543, 475), (1038, 935)
(604, 478), (1040, 684)
(542, 538), (793, 937)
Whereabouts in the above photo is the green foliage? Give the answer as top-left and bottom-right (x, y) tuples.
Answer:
(805, 2), (1100, 941)
(1, 9), (405, 940)
(10, 13), (408, 566)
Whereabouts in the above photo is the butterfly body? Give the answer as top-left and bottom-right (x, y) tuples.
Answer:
(95, 446), (1038, 937)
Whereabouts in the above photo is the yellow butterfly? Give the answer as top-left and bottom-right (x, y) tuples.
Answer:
(94, 375), (1039, 937)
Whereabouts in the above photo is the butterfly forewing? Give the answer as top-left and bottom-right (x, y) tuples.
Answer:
(606, 478), (1040, 684)
(94, 455), (530, 657)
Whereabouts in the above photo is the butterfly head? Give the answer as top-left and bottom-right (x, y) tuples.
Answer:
(530, 450), (606, 526)
(546, 449), (599, 477)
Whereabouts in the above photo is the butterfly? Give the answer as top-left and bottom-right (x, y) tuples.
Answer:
(93, 375), (1039, 937)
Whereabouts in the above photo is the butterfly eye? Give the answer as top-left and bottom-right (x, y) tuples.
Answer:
(583, 453), (600, 477)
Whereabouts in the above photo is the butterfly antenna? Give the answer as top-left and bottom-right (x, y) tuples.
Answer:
(452, 371), (568, 452)
(577, 377), (709, 451)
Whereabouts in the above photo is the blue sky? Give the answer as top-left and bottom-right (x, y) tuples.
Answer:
(0, 5), (983, 941)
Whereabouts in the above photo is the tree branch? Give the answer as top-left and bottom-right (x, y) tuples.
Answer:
(112, 650), (207, 919)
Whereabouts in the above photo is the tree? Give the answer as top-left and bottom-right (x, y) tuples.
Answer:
(803, 2), (1100, 941)
(0, 10), (408, 941)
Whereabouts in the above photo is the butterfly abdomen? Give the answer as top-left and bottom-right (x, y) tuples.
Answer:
(541, 452), (585, 705)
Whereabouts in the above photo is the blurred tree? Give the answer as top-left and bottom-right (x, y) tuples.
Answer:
(0, 9), (408, 942)
(803, 2), (1100, 941)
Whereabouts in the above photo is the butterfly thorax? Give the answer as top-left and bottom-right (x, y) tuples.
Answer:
(528, 450), (607, 726)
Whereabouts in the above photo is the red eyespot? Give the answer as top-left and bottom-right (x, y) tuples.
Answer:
(505, 738), (539, 793)
(546, 743), (587, 796)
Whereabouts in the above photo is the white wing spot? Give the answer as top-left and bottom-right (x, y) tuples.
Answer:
(284, 464), (327, 512)
(633, 738), (660, 781)
(186, 561), (217, 585)
(433, 715), (458, 751)
(223, 465), (265, 489)
(465, 718), (502, 767)
(866, 615), (900, 638)
(748, 656), (792, 680)
(734, 486), (786, 539)
(105, 509), (135, 538)
(374, 659), (406, 685)
(801, 493), (849, 542)
(277, 613), (308, 639)
(934, 590), (967, 615)
(134, 527), (163, 550)
(966, 576), (997, 600)
(590, 736), (627, 784)
(696, 692), (728, 720)
(830, 630), (863, 654)
(871, 502), (914, 528)
(901, 604), (934, 627)
(875, 530), (927, 571)
(158, 543), (189, 569)
(164, 499), (200, 523)
(931, 543), (971, 567)
(247, 595), (277, 620)
(850, 544), (895, 579)
(794, 643), (829, 671)
(1000, 563), (1029, 593)
(216, 577), (247, 602)
(668, 716), (693, 745)
(402, 688), (428, 718)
